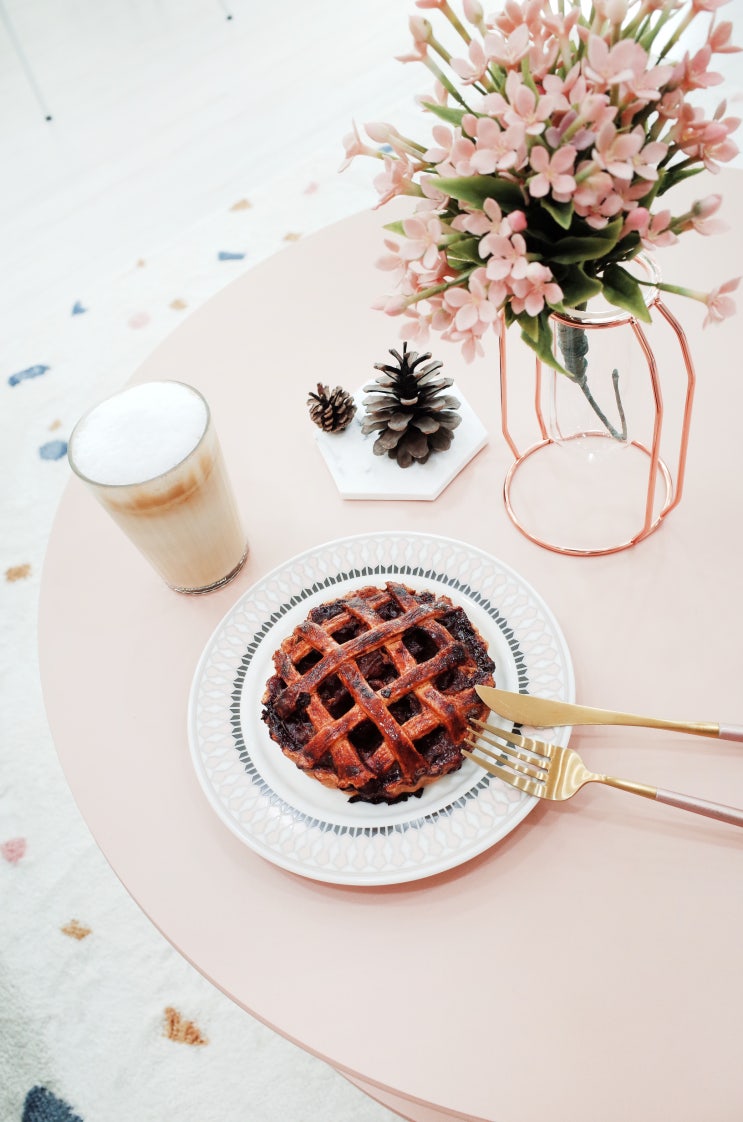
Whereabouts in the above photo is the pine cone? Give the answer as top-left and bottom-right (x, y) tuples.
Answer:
(307, 384), (356, 433)
(361, 343), (461, 468)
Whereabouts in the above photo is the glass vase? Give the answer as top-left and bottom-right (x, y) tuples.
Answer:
(499, 256), (695, 556)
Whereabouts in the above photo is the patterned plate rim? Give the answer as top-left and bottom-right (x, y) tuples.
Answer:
(187, 531), (574, 886)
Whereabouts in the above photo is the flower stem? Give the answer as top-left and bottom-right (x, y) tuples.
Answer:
(573, 367), (627, 441)
(440, 0), (472, 46)
(422, 56), (472, 109)
(557, 321), (628, 441)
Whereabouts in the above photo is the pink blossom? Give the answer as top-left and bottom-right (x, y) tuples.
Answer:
(443, 317), (491, 362)
(528, 35), (561, 83)
(622, 62), (675, 104)
(584, 35), (647, 88)
(425, 124), (480, 176)
(483, 232), (529, 279)
(507, 209), (528, 232)
(540, 74), (572, 115)
(452, 39), (490, 85)
(674, 45), (724, 91)
(462, 114), (526, 173)
(503, 72), (554, 136)
(621, 206), (677, 250)
(528, 144), (577, 200)
(688, 193), (728, 235)
(425, 123), (462, 165)
(592, 121), (643, 179)
(510, 262), (564, 317)
(628, 135), (668, 180)
(365, 122), (425, 161)
(463, 0), (485, 25)
(374, 293), (409, 316)
(484, 24), (531, 69)
(376, 237), (408, 285)
(621, 207), (650, 237)
(365, 121), (405, 147)
(692, 0), (729, 11)
(573, 165), (624, 228)
(451, 194), (504, 236)
(399, 308), (433, 347)
(593, 0), (629, 24)
(339, 122), (378, 171)
(696, 117), (740, 170)
(540, 4), (581, 40)
(480, 90), (509, 117)
(543, 104), (597, 151)
(708, 21), (741, 54)
(443, 268), (500, 330)
(703, 277), (740, 326)
(419, 174), (451, 209)
(400, 213), (444, 269)
(373, 154), (418, 206)
(397, 15), (431, 62)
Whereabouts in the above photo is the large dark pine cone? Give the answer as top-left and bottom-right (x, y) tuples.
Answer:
(361, 343), (461, 468)
(307, 384), (357, 433)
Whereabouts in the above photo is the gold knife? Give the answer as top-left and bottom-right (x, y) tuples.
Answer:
(475, 685), (743, 742)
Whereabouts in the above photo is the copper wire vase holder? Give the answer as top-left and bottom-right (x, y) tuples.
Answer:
(499, 297), (696, 557)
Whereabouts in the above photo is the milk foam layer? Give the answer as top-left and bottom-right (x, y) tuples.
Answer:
(70, 381), (208, 486)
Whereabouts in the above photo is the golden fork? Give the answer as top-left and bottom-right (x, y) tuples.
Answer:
(463, 720), (743, 827)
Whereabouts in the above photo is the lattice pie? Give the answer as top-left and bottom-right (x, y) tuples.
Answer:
(261, 582), (495, 803)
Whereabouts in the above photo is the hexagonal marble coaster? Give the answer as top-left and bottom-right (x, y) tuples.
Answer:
(314, 382), (488, 501)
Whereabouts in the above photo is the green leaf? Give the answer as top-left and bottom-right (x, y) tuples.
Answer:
(602, 263), (653, 323)
(611, 232), (642, 259)
(435, 175), (524, 211)
(517, 312), (568, 375)
(421, 102), (467, 128)
(548, 235), (622, 264)
(656, 164), (703, 196)
(539, 197), (574, 230)
(517, 312), (540, 342)
(445, 235), (482, 266)
(383, 220), (407, 237)
(558, 265), (604, 308)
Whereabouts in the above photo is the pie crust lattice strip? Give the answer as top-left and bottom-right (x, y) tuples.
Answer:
(261, 582), (495, 803)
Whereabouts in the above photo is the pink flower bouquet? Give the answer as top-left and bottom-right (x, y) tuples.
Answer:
(342, 0), (741, 370)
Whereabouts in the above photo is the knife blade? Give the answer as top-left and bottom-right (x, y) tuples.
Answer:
(475, 685), (743, 741)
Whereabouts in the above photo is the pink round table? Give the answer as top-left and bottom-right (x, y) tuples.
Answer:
(40, 171), (743, 1122)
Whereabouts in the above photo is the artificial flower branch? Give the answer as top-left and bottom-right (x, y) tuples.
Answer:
(341, 0), (741, 369)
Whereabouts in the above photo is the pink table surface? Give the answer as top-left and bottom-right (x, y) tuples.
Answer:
(40, 170), (743, 1122)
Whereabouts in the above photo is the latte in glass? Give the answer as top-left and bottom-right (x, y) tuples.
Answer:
(68, 381), (247, 592)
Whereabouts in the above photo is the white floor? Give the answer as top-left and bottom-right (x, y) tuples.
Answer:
(1, 3), (741, 1121)
(0, 4), (424, 1121)
(1, 0), (740, 348)
(0, 0), (428, 334)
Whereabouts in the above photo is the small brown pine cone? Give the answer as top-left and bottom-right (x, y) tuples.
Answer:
(307, 383), (357, 433)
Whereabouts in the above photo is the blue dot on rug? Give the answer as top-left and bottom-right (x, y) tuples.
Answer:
(8, 364), (49, 387)
(39, 440), (68, 461)
(71, 301), (87, 315)
(23, 1086), (84, 1122)
(218, 250), (245, 260)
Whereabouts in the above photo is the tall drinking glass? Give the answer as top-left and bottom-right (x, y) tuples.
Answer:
(68, 380), (248, 593)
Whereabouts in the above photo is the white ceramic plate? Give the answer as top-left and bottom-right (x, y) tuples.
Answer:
(188, 532), (574, 886)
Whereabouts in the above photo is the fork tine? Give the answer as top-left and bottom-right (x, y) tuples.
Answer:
(471, 719), (554, 759)
(464, 733), (547, 782)
(469, 722), (549, 776)
(461, 748), (543, 797)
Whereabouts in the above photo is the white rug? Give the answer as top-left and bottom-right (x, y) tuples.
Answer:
(0, 147), (406, 1122)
